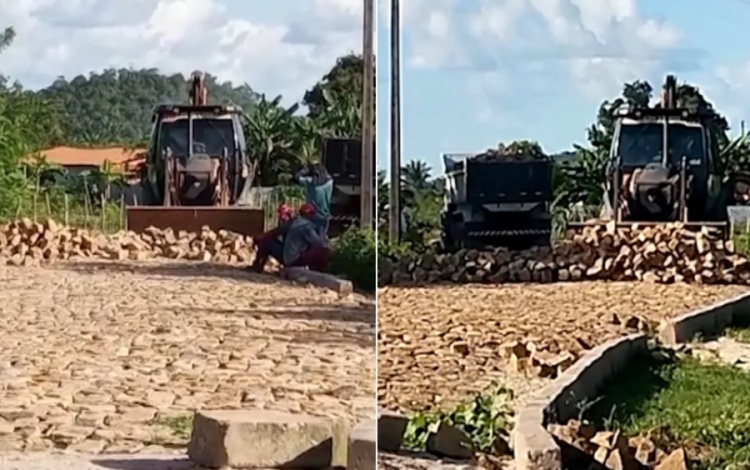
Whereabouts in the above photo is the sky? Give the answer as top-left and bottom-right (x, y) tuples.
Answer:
(5, 0), (750, 178)
(376, 0), (750, 174)
(0, 0), (363, 106)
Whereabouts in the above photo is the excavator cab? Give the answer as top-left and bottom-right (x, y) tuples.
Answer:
(126, 71), (264, 236)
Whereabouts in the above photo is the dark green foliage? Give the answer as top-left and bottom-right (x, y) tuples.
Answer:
(37, 69), (258, 145)
(402, 386), (514, 454)
(330, 227), (376, 292)
(303, 53), (367, 137)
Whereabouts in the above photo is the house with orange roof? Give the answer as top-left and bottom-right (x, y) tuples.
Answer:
(30, 146), (146, 179)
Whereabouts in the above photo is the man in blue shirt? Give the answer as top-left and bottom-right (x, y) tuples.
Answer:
(295, 163), (333, 238)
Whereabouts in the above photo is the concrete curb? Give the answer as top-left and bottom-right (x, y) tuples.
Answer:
(659, 291), (750, 345)
(282, 267), (354, 294)
(347, 420), (376, 470)
(187, 410), (366, 469)
(377, 409), (408, 452)
(511, 334), (648, 470)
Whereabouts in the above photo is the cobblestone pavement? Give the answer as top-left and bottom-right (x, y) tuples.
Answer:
(379, 282), (747, 413)
(0, 260), (375, 455)
(378, 283), (748, 470)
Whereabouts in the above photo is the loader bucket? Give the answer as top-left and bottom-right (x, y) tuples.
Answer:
(125, 206), (265, 237)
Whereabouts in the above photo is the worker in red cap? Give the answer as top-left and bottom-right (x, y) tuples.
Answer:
(277, 203), (294, 222)
(250, 203), (331, 272)
(249, 203), (296, 272)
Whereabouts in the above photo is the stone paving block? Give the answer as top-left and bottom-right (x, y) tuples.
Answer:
(188, 410), (341, 469)
(347, 420), (375, 470)
(283, 267), (354, 295)
(377, 409), (407, 451)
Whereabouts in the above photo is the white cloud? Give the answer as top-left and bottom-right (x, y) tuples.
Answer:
(0, 0), (362, 102)
(694, 62), (750, 133)
(390, 0), (686, 102)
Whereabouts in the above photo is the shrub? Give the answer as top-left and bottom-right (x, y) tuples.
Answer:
(330, 227), (376, 292)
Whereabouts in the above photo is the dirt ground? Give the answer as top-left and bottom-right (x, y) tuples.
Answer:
(0, 260), (375, 455)
(378, 282), (748, 414)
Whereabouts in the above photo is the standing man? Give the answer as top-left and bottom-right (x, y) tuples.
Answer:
(295, 162), (333, 238)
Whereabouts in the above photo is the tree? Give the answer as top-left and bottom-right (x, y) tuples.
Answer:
(37, 69), (259, 145)
(377, 169), (389, 215)
(0, 25), (14, 53)
(586, 80), (652, 155)
(401, 160), (432, 193)
(243, 94), (302, 186)
(303, 54), (364, 137)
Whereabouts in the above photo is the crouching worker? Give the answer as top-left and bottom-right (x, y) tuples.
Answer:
(251, 203), (332, 272)
(249, 204), (294, 273)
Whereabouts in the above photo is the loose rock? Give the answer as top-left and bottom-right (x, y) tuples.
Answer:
(0, 218), (257, 266)
(381, 223), (750, 286)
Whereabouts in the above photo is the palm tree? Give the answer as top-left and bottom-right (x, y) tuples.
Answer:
(377, 169), (389, 214)
(400, 160), (432, 192)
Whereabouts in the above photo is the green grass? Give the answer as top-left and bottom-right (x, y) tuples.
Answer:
(587, 356), (750, 469)
(726, 327), (750, 343)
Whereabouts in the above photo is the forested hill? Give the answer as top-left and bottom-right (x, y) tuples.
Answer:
(36, 68), (259, 145)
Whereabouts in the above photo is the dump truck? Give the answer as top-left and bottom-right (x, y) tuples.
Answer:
(440, 148), (553, 251)
(321, 137), (376, 236)
(125, 71), (264, 236)
(574, 74), (743, 236)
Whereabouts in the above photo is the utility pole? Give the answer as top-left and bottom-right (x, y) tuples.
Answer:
(360, 0), (375, 228)
(389, 0), (401, 242)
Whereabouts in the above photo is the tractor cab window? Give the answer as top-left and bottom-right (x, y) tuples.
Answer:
(667, 124), (704, 166)
(159, 117), (236, 156)
(617, 123), (662, 166)
(617, 122), (705, 167)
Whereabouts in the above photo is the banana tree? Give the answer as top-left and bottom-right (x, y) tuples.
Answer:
(292, 116), (322, 164)
(315, 88), (361, 138)
(716, 131), (750, 181)
(552, 144), (608, 209)
(243, 94), (301, 186)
